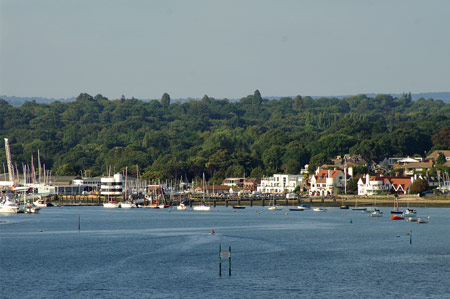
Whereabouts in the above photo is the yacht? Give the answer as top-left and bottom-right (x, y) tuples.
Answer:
(103, 200), (120, 208)
(0, 197), (19, 214)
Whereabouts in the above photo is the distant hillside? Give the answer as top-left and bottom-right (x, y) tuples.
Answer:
(0, 95), (76, 106)
(1, 92), (449, 106)
(338, 92), (450, 102)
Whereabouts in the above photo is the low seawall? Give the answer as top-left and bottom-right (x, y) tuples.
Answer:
(45, 194), (450, 208)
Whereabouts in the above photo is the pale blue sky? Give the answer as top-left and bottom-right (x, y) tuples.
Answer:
(1, 0), (449, 100)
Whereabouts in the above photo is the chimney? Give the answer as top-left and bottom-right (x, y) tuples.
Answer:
(328, 170), (332, 178)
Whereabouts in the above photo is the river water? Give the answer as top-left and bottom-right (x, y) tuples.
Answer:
(1, 206), (449, 298)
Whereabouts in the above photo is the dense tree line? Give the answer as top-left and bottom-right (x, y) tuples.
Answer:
(0, 91), (449, 183)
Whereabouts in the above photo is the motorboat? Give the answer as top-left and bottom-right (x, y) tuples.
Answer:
(268, 205), (282, 210)
(0, 197), (19, 214)
(417, 217), (430, 224)
(391, 215), (404, 220)
(232, 205), (246, 209)
(21, 203), (40, 214)
(192, 204), (211, 211)
(34, 198), (48, 208)
(313, 207), (327, 212)
(289, 207), (305, 211)
(103, 200), (120, 208)
(290, 204), (310, 211)
(120, 201), (134, 209)
(352, 207), (367, 211)
(177, 203), (187, 210)
(340, 205), (350, 209)
(369, 209), (383, 217)
(403, 208), (417, 217)
(352, 197), (367, 211)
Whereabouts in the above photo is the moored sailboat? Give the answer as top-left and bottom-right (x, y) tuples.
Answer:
(193, 173), (211, 211)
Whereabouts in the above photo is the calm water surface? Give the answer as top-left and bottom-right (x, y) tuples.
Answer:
(1, 206), (450, 298)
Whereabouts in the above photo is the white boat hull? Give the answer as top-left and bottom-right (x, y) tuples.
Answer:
(193, 205), (210, 211)
(268, 206), (282, 210)
(120, 203), (134, 208)
(177, 204), (187, 210)
(103, 203), (120, 208)
(34, 201), (48, 208)
(0, 198), (19, 214)
(0, 206), (18, 214)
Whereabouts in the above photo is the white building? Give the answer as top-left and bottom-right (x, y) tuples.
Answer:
(309, 169), (345, 196)
(101, 173), (123, 196)
(257, 174), (303, 193)
(357, 174), (392, 196)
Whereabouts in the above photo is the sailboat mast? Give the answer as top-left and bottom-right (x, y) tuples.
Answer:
(4, 138), (14, 184)
(38, 149), (42, 183)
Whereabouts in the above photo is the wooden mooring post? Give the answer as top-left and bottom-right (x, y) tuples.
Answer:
(219, 245), (231, 276)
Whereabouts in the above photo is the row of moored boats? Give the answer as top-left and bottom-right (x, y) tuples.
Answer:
(0, 196), (48, 214)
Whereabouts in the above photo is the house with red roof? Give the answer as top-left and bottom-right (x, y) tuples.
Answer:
(357, 174), (414, 195)
(309, 169), (345, 196)
(357, 174), (392, 196)
(389, 177), (414, 194)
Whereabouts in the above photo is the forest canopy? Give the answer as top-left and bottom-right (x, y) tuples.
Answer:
(0, 91), (449, 183)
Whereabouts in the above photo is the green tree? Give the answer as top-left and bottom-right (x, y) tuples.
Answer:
(432, 126), (450, 148)
(161, 93), (171, 107)
(308, 153), (330, 173)
(410, 178), (428, 194)
(437, 153), (446, 165)
(253, 89), (262, 105)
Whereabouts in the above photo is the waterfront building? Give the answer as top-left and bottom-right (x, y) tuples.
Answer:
(100, 173), (123, 196)
(222, 178), (245, 188)
(257, 174), (303, 194)
(194, 185), (230, 195)
(357, 174), (392, 196)
(357, 174), (415, 195)
(309, 169), (345, 196)
(243, 178), (261, 192)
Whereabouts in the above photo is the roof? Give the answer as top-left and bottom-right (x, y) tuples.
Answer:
(398, 157), (421, 163)
(359, 176), (390, 184)
(244, 178), (261, 184)
(427, 150), (450, 160)
(195, 185), (230, 191)
(314, 169), (343, 183)
(387, 177), (413, 190)
(403, 162), (434, 169)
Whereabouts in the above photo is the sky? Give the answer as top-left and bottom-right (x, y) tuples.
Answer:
(0, 0), (449, 100)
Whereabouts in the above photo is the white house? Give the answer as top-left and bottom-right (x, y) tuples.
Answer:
(309, 169), (345, 196)
(257, 174), (303, 193)
(357, 174), (392, 196)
